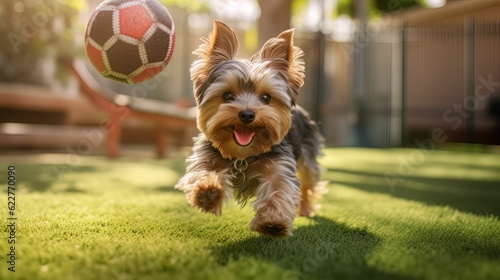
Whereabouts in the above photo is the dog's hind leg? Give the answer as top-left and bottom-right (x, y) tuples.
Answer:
(297, 155), (327, 217)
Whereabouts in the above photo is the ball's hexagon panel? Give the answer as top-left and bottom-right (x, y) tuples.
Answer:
(106, 39), (142, 75)
(144, 27), (170, 63)
(145, 0), (173, 29)
(89, 10), (115, 46)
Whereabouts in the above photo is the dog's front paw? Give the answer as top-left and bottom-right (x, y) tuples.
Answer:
(189, 173), (224, 216)
(249, 208), (294, 238)
(298, 202), (317, 218)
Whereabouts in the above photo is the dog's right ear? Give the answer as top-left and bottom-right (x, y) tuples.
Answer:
(191, 20), (239, 101)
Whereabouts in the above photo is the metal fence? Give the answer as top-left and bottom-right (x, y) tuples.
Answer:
(111, 5), (500, 148)
(302, 7), (500, 147)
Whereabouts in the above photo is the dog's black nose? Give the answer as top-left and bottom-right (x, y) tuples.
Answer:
(238, 110), (255, 124)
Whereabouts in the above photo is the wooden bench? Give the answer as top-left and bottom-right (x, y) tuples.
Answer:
(0, 122), (90, 149)
(70, 60), (197, 158)
(0, 82), (104, 150)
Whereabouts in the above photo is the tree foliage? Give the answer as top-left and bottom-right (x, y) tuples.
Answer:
(0, 0), (85, 84)
(337, 0), (420, 18)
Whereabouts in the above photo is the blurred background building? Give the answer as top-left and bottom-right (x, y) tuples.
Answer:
(0, 0), (499, 154)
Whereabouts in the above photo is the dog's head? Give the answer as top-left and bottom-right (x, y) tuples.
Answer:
(191, 20), (305, 159)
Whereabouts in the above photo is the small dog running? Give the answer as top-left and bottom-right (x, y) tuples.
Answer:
(175, 20), (326, 237)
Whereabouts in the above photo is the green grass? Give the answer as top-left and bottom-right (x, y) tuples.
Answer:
(1, 147), (500, 280)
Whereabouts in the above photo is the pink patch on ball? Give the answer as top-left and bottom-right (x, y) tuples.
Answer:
(131, 66), (164, 83)
(85, 43), (107, 73)
(119, 5), (153, 40)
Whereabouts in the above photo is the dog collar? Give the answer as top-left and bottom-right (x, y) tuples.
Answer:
(230, 159), (248, 187)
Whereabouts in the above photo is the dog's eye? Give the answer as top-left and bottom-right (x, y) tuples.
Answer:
(260, 94), (271, 104)
(222, 92), (234, 102)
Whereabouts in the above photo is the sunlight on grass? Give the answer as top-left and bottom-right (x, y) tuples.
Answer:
(321, 148), (500, 176)
(1, 147), (499, 280)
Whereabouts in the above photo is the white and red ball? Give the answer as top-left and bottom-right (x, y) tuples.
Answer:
(85, 0), (175, 84)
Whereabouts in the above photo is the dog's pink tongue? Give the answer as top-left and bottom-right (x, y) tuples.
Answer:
(233, 126), (254, 146)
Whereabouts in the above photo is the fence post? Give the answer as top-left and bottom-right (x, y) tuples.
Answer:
(464, 16), (475, 143)
(401, 20), (407, 147)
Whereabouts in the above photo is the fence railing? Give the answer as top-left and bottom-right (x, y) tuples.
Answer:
(301, 13), (500, 147)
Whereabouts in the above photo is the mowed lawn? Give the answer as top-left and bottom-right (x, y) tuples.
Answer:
(1, 147), (499, 280)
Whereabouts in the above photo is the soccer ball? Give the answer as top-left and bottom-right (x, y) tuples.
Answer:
(85, 0), (175, 84)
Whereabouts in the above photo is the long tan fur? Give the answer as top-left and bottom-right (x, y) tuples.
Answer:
(176, 20), (325, 238)
(191, 20), (239, 103)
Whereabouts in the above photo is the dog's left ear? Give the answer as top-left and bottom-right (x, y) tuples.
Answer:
(252, 29), (305, 104)
(191, 20), (239, 102)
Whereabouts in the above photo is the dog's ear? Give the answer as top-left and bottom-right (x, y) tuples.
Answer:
(191, 20), (239, 100)
(252, 29), (305, 104)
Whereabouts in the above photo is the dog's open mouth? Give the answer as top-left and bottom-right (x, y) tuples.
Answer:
(233, 126), (254, 146)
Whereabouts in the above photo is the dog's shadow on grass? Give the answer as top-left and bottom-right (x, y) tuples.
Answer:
(210, 216), (407, 279)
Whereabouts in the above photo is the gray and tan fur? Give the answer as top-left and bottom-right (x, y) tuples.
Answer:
(175, 20), (326, 237)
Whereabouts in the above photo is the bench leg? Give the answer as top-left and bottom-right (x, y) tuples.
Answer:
(156, 128), (169, 159)
(107, 116), (121, 158)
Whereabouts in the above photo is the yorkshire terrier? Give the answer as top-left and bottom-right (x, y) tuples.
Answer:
(175, 20), (326, 237)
